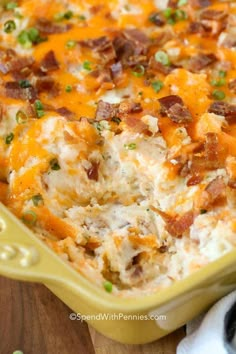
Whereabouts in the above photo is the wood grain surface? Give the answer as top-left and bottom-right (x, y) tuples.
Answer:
(0, 277), (185, 354)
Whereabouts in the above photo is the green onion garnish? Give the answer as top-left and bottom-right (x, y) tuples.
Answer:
(103, 281), (113, 293)
(210, 79), (226, 87)
(78, 14), (86, 20)
(50, 158), (61, 170)
(5, 2), (18, 10)
(219, 70), (227, 78)
(22, 210), (37, 226)
(151, 80), (164, 93)
(175, 9), (187, 20)
(19, 79), (31, 88)
(34, 100), (44, 118)
(124, 143), (137, 150)
(82, 60), (92, 71)
(4, 20), (16, 33)
(66, 40), (76, 49)
(5, 132), (14, 145)
(16, 110), (28, 124)
(17, 28), (46, 47)
(65, 85), (72, 92)
(155, 51), (170, 66)
(54, 10), (73, 21)
(132, 64), (145, 77)
(163, 8), (172, 18)
(111, 117), (121, 124)
(178, 0), (188, 6)
(212, 90), (225, 100)
(200, 209), (207, 214)
(32, 194), (44, 207)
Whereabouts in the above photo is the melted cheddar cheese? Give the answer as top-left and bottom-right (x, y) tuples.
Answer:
(0, 0), (236, 296)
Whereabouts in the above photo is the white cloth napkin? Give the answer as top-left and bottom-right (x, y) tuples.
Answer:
(177, 291), (236, 354)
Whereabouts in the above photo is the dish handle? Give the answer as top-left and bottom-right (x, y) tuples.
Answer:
(0, 203), (75, 285)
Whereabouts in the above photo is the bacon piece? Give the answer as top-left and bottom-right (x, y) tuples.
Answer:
(204, 132), (221, 169)
(199, 177), (226, 209)
(166, 211), (194, 237)
(118, 101), (142, 115)
(168, 103), (192, 124)
(188, 53), (217, 72)
(123, 116), (148, 134)
(189, 0), (211, 8)
(167, 0), (178, 8)
(187, 174), (203, 186)
(35, 18), (70, 34)
(229, 79), (236, 94)
(113, 30), (148, 67)
(35, 76), (56, 93)
(0, 50), (34, 74)
(40, 51), (59, 72)
(148, 57), (173, 75)
(159, 95), (183, 114)
(188, 22), (212, 35)
(5, 82), (37, 102)
(79, 36), (116, 63)
(123, 29), (149, 48)
(208, 101), (236, 121)
(95, 100), (118, 121)
(158, 95), (192, 123)
(86, 162), (99, 181)
(56, 107), (75, 119)
(200, 9), (227, 21)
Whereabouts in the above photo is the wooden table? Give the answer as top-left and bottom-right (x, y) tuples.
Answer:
(0, 277), (185, 354)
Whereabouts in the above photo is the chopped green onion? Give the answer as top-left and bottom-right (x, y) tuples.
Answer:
(65, 85), (72, 92)
(219, 70), (227, 78)
(210, 78), (226, 87)
(103, 281), (113, 293)
(34, 100), (44, 118)
(132, 64), (145, 77)
(155, 50), (170, 66)
(19, 79), (31, 88)
(55, 10), (73, 21)
(82, 60), (92, 71)
(212, 90), (225, 100)
(175, 9), (187, 20)
(64, 10), (73, 19)
(17, 28), (46, 47)
(50, 158), (61, 170)
(151, 80), (164, 93)
(78, 14), (86, 20)
(14, 12), (23, 19)
(32, 194), (44, 207)
(111, 117), (121, 124)
(22, 210), (37, 226)
(163, 8), (172, 18)
(5, 2), (18, 10)
(124, 143), (137, 150)
(66, 40), (76, 49)
(5, 132), (14, 145)
(200, 209), (207, 214)
(167, 17), (176, 25)
(16, 110), (28, 124)
(4, 20), (16, 33)
(178, 0), (188, 6)
(34, 100), (43, 110)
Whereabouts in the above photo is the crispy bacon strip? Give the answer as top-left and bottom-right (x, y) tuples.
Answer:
(35, 18), (71, 34)
(40, 51), (59, 72)
(189, 0), (211, 8)
(5, 82), (37, 102)
(200, 9), (227, 21)
(188, 53), (217, 72)
(0, 50), (34, 75)
(208, 101), (236, 121)
(158, 95), (192, 123)
(199, 177), (226, 209)
(95, 100), (118, 121)
(86, 162), (99, 181)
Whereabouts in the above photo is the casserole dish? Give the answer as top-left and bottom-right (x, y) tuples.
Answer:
(0, 201), (236, 344)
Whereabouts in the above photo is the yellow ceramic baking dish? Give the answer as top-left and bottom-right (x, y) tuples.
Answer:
(0, 201), (236, 344)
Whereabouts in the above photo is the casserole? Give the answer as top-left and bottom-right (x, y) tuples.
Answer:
(1, 202), (236, 344)
(1, 0), (236, 344)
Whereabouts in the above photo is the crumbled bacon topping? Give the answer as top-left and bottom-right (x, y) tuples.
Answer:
(158, 95), (192, 123)
(166, 211), (195, 237)
(35, 18), (71, 34)
(208, 102), (236, 121)
(40, 51), (59, 72)
(198, 177), (226, 210)
(188, 53), (217, 72)
(5, 81), (37, 102)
